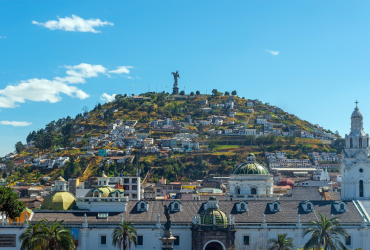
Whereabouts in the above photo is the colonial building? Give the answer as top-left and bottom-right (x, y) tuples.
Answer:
(2, 105), (370, 249)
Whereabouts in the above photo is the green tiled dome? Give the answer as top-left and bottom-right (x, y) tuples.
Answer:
(85, 187), (117, 197)
(233, 162), (269, 175)
(41, 191), (76, 210)
(200, 208), (228, 226)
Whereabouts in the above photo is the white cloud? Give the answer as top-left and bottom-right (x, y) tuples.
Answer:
(55, 63), (107, 83)
(0, 63), (108, 108)
(0, 121), (32, 127)
(108, 66), (133, 75)
(100, 93), (116, 103)
(266, 49), (279, 56)
(0, 36), (7, 39)
(32, 15), (113, 33)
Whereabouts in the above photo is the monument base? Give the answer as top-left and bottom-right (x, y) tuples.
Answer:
(172, 87), (179, 95)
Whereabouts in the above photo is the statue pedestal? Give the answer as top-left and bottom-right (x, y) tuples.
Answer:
(159, 229), (177, 250)
(172, 87), (179, 95)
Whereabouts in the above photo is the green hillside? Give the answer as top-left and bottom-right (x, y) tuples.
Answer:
(1, 91), (344, 186)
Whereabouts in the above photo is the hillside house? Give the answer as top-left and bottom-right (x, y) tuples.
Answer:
(228, 112), (236, 117)
(247, 109), (254, 113)
(199, 120), (211, 125)
(264, 123), (273, 131)
(214, 119), (223, 125)
(245, 129), (256, 135)
(226, 101), (234, 109)
(181, 140), (199, 150)
(199, 99), (208, 105)
(224, 129), (232, 134)
(301, 131), (314, 138)
(108, 123), (117, 130)
(143, 138), (154, 146)
(256, 116), (268, 124)
(246, 101), (254, 107)
(201, 108), (212, 113)
(115, 119), (123, 125)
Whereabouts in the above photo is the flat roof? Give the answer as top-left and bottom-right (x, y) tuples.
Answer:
(273, 168), (317, 171)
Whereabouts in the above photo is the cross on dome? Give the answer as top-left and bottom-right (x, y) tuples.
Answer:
(355, 100), (359, 107)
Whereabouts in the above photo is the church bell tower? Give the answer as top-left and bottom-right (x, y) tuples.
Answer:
(341, 101), (370, 200)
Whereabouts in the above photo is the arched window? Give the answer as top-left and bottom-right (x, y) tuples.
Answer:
(360, 180), (364, 198)
(60, 185), (63, 190)
(350, 138), (353, 148)
(367, 138), (369, 148)
(340, 204), (344, 210)
(241, 203), (245, 210)
(104, 181), (106, 185)
(236, 187), (241, 194)
(307, 203), (312, 210)
(274, 203), (278, 210)
(115, 192), (118, 197)
(360, 138), (362, 148)
(94, 191), (99, 197)
(251, 188), (257, 194)
(266, 186), (270, 195)
(174, 203), (179, 209)
(141, 203), (145, 209)
(99, 181), (101, 185)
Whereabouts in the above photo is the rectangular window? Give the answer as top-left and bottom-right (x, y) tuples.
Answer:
(132, 194), (137, 198)
(123, 185), (130, 190)
(174, 236), (180, 246)
(132, 185), (137, 190)
(345, 235), (351, 246)
(132, 178), (138, 183)
(137, 236), (143, 245)
(124, 178), (130, 183)
(243, 235), (250, 245)
(0, 234), (16, 247)
(101, 235), (107, 245)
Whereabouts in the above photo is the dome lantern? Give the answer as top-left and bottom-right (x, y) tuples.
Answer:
(97, 171), (110, 186)
(54, 176), (67, 191)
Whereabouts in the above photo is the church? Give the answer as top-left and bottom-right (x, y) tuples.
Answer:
(1, 104), (370, 250)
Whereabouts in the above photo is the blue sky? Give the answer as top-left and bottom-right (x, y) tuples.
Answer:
(1, 1), (370, 156)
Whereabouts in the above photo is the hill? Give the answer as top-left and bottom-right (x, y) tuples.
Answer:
(0, 91), (344, 186)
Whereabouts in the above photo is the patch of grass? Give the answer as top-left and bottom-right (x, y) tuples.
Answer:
(214, 145), (240, 150)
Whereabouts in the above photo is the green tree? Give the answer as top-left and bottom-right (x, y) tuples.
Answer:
(40, 219), (76, 250)
(303, 213), (347, 250)
(180, 90), (185, 95)
(5, 160), (15, 173)
(19, 220), (46, 250)
(0, 186), (26, 219)
(112, 222), (137, 250)
(212, 89), (218, 96)
(190, 92), (195, 96)
(225, 91), (230, 95)
(267, 233), (294, 250)
(81, 138), (88, 146)
(231, 90), (237, 95)
(15, 141), (25, 154)
(196, 90), (200, 95)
